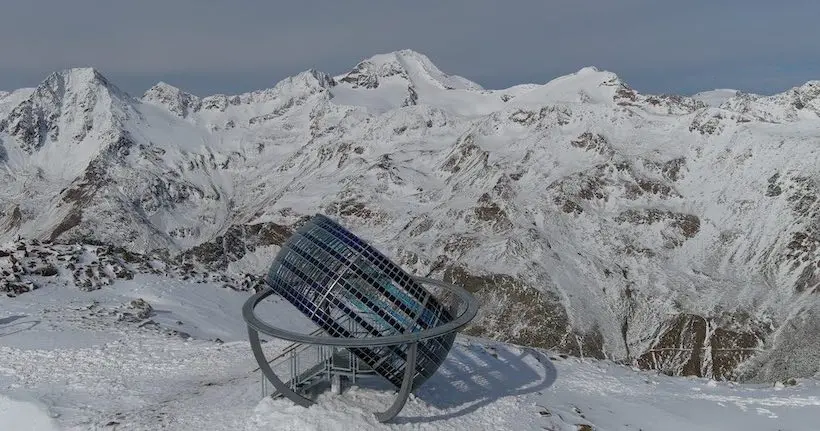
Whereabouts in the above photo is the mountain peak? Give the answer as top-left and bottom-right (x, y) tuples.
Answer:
(141, 81), (201, 117)
(0, 66), (133, 156)
(576, 66), (601, 74)
(364, 49), (439, 71)
(359, 49), (435, 68)
(794, 80), (820, 101)
(511, 65), (627, 105)
(338, 49), (483, 91)
(691, 89), (740, 107)
(35, 67), (123, 100)
(270, 69), (336, 94)
(58, 67), (105, 81)
(146, 81), (182, 92)
(571, 65), (620, 82)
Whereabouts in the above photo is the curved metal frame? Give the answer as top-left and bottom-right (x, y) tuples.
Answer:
(244, 276), (478, 423)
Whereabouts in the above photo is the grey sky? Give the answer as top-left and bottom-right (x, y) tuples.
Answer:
(2, 0), (819, 97)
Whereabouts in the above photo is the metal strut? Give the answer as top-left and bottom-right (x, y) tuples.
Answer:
(374, 342), (418, 423)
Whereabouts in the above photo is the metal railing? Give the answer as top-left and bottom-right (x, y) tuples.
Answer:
(257, 314), (373, 398)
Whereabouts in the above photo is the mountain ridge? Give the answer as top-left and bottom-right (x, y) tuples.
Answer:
(1, 49), (818, 383)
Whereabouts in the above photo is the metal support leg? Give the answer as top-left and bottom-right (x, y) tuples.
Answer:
(374, 342), (418, 423)
(261, 371), (268, 397)
(331, 374), (342, 395)
(248, 326), (314, 408)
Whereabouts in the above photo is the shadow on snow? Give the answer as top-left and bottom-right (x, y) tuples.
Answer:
(347, 339), (557, 424)
(0, 314), (40, 338)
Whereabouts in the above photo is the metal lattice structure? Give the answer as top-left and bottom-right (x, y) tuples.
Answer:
(243, 214), (478, 422)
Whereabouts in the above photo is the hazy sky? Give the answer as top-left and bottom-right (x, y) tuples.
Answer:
(2, 0), (819, 97)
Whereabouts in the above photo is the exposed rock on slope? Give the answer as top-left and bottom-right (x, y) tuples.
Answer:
(0, 239), (258, 298)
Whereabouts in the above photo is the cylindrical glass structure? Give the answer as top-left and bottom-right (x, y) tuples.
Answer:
(265, 214), (456, 389)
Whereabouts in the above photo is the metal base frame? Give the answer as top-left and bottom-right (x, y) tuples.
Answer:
(244, 277), (478, 423)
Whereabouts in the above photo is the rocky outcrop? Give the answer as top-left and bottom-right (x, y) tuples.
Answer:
(0, 239), (261, 297)
(637, 313), (767, 380)
(177, 222), (292, 272)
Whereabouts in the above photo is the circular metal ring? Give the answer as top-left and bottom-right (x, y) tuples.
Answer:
(242, 276), (478, 348)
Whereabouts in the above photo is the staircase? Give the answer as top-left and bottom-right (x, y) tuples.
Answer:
(258, 327), (375, 399)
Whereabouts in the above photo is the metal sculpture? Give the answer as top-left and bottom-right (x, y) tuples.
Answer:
(243, 214), (478, 422)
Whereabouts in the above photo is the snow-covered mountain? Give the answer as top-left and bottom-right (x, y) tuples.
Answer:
(1, 49), (818, 383)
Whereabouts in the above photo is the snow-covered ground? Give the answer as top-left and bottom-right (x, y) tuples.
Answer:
(1, 276), (817, 430)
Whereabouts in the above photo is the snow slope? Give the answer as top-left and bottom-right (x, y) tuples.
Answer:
(1, 50), (820, 382)
(0, 395), (60, 431)
(1, 276), (817, 430)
